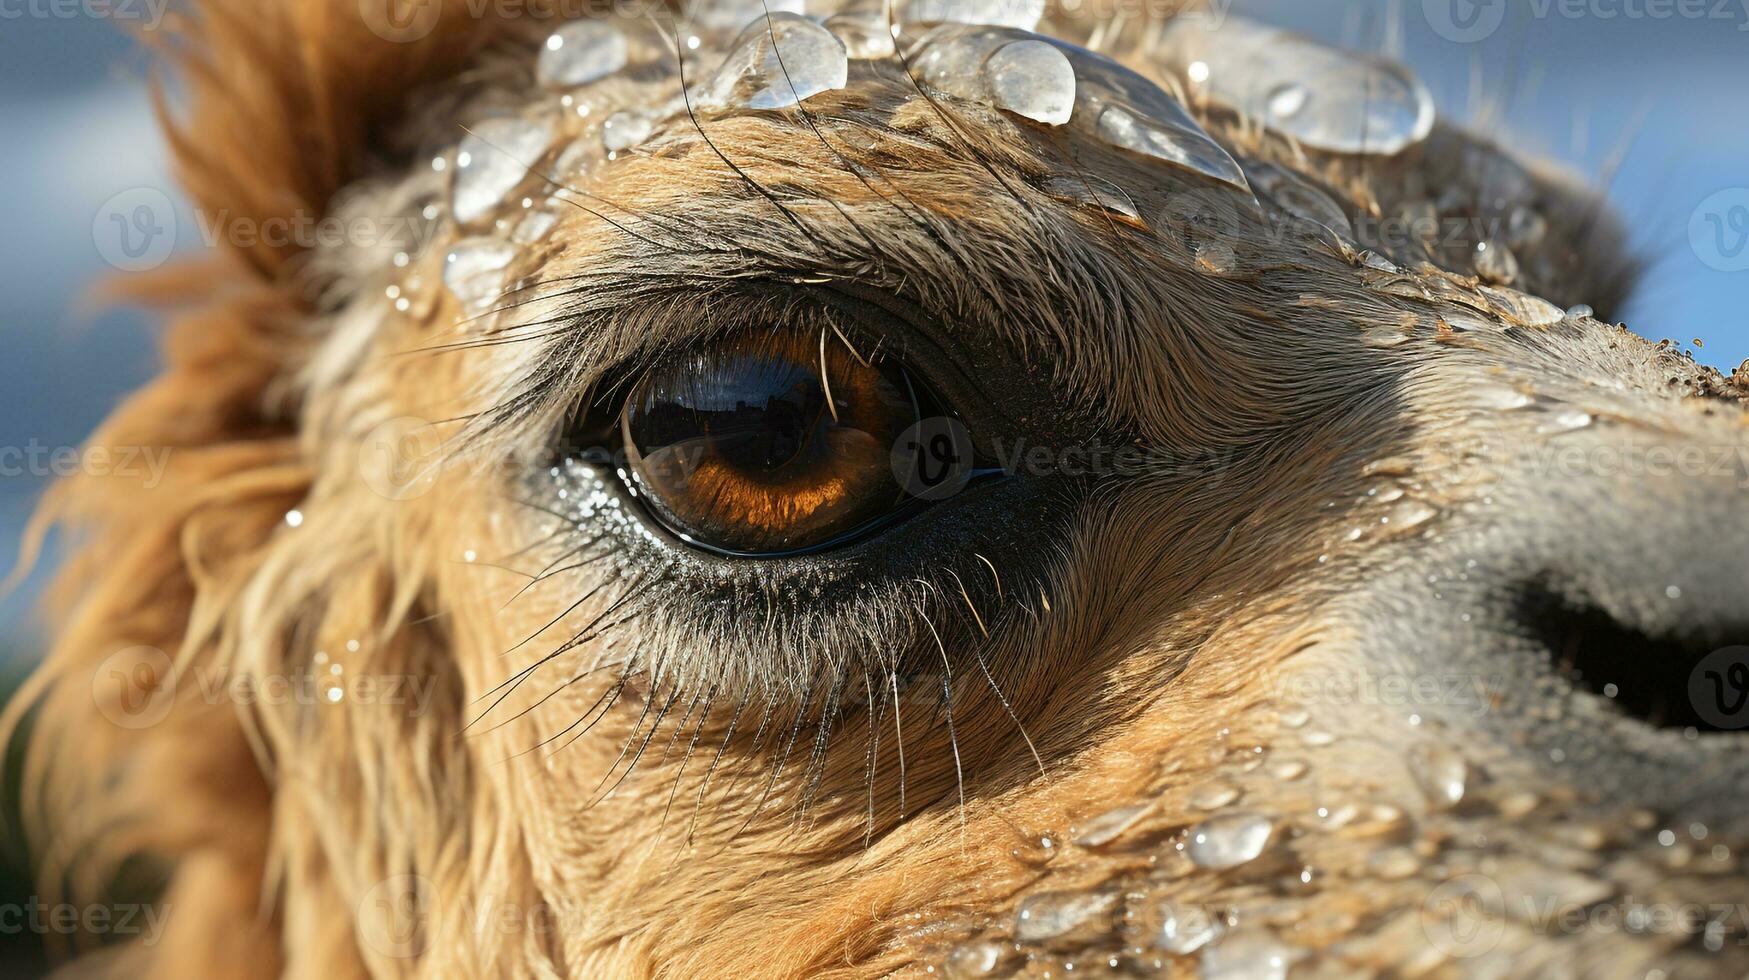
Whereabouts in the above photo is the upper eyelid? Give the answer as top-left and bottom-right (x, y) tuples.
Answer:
(456, 280), (913, 456)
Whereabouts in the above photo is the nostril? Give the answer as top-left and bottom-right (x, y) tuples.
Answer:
(1514, 582), (1747, 733)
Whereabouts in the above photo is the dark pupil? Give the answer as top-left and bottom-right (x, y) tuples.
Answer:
(640, 356), (830, 480)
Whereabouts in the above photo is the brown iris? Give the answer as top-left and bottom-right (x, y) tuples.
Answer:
(620, 329), (923, 555)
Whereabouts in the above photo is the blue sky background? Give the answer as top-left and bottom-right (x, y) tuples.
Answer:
(1, 1), (1746, 655)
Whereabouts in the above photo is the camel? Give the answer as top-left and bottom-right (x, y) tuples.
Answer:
(6, 0), (1748, 976)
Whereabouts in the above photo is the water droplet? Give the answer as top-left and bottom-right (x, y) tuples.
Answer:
(1071, 802), (1150, 848)
(512, 207), (560, 244)
(942, 940), (1003, 978)
(602, 110), (655, 153)
(1481, 285), (1564, 326)
(1535, 409), (1593, 435)
(1474, 239), (1520, 284)
(1361, 250), (1399, 273)
(1158, 17), (1434, 156)
(1265, 82), (1308, 119)
(1186, 813), (1272, 869)
(452, 118), (555, 226)
(823, 8), (896, 58)
(1194, 242), (1237, 275)
(443, 237), (519, 312)
(901, 0), (1045, 31)
(1471, 385), (1532, 411)
(703, 13), (848, 110)
(537, 21), (628, 88)
(686, 0), (803, 33)
(1566, 304), (1595, 320)
(1038, 174), (1141, 221)
(1200, 931), (1293, 980)
(1154, 903), (1222, 954)
(1018, 40), (1251, 191)
(1272, 760), (1308, 780)
(1188, 783), (1240, 810)
(1248, 163), (1352, 237)
(1410, 743), (1467, 808)
(1386, 500), (1437, 530)
(985, 40), (1075, 124)
(1014, 890), (1118, 942)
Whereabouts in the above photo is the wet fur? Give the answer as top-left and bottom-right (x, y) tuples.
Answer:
(8, 1), (1749, 978)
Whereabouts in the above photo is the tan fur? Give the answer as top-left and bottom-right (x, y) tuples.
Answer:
(8, 2), (1748, 978)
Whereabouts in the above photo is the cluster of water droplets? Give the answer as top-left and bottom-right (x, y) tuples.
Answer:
(1156, 16), (1434, 157)
(392, 2), (1522, 359)
(915, 694), (1749, 978)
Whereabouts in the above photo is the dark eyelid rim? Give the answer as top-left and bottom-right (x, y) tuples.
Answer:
(567, 278), (1051, 453)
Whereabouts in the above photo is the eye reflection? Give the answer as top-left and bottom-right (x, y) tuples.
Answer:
(620, 329), (930, 555)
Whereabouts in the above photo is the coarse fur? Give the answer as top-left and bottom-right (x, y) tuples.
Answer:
(7, 1), (1749, 977)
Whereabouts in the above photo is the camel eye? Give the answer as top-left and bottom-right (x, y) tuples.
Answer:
(618, 329), (945, 556)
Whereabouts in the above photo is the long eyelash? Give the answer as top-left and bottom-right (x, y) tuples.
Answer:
(654, 679), (718, 841)
(914, 596), (968, 847)
(686, 685), (750, 845)
(663, 14), (828, 254)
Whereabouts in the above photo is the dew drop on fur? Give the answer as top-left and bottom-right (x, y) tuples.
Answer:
(686, 0), (803, 33)
(451, 118), (554, 226)
(1158, 16), (1434, 156)
(912, 27), (1072, 126)
(983, 40), (1075, 125)
(602, 110), (655, 154)
(1070, 802), (1150, 847)
(1149, 902), (1223, 955)
(903, 0), (1045, 31)
(537, 21), (628, 89)
(941, 939), (1003, 977)
(1249, 163), (1353, 238)
(1037, 174), (1141, 222)
(1186, 812), (1273, 869)
(822, 9), (896, 59)
(442, 237), (518, 313)
(1069, 46), (1249, 191)
(703, 13), (848, 110)
(1474, 238), (1521, 285)
(1013, 889), (1119, 942)
(1199, 930), (1294, 980)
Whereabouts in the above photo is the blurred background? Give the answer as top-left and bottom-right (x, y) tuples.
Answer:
(0, 3), (1745, 965)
